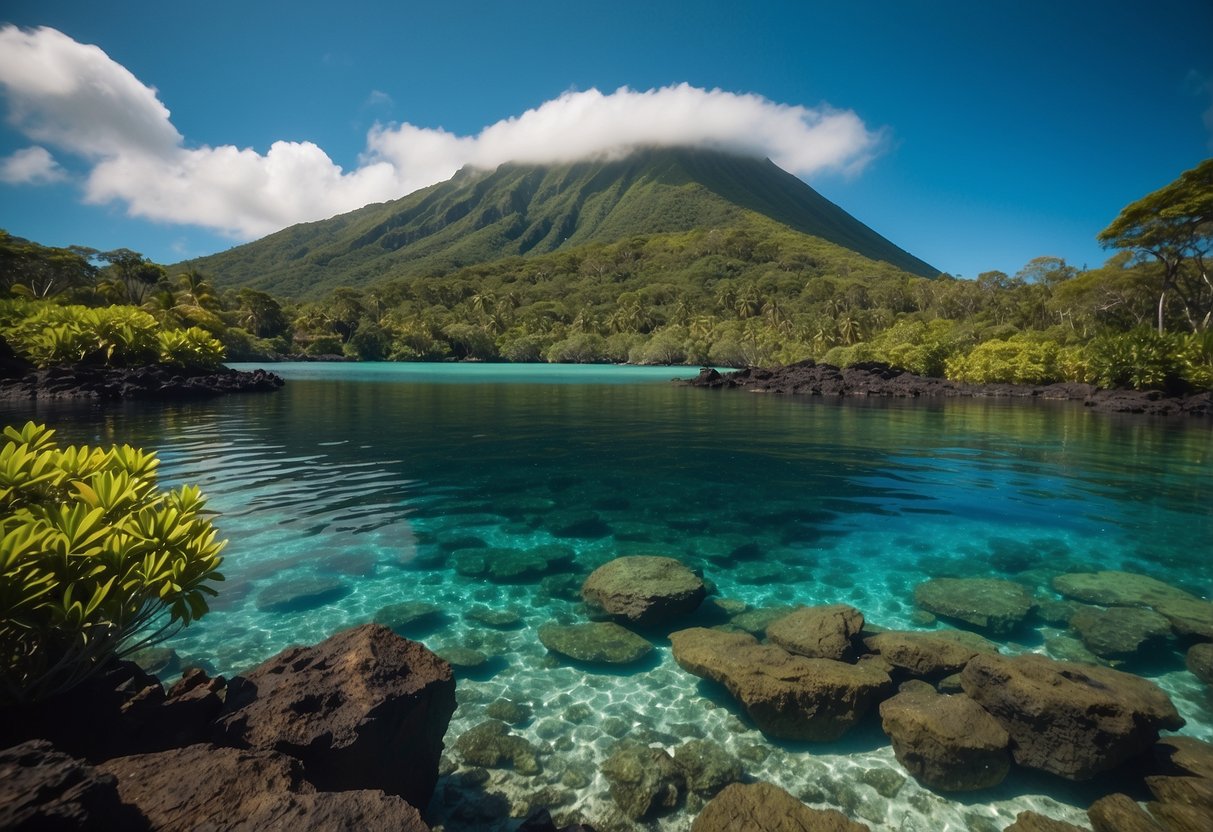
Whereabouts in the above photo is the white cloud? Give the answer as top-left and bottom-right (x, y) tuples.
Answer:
(0, 25), (887, 240)
(0, 145), (67, 184)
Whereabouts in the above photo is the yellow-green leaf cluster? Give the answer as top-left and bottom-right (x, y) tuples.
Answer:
(0, 422), (224, 703)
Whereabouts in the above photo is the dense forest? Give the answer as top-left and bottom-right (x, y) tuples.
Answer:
(2, 158), (1210, 392)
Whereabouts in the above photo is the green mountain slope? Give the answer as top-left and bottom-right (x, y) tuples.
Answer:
(181, 147), (937, 298)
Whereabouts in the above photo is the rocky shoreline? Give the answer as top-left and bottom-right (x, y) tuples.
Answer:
(0, 362), (285, 401)
(682, 361), (1213, 417)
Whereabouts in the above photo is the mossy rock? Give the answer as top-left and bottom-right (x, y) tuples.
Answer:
(453, 720), (542, 775)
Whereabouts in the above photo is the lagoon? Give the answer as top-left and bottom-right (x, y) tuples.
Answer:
(3, 362), (1211, 830)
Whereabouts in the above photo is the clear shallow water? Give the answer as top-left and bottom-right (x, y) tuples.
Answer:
(4, 362), (1211, 831)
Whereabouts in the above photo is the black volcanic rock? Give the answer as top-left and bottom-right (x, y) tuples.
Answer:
(212, 624), (456, 809)
(0, 363), (284, 401)
(683, 361), (1213, 417)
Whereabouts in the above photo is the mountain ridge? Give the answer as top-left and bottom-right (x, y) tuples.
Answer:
(180, 147), (937, 298)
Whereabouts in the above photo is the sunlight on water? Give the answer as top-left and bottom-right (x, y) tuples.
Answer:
(4, 362), (1211, 831)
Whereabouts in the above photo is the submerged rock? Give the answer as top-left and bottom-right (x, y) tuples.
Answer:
(1186, 643), (1213, 684)
(691, 781), (871, 832)
(1004, 811), (1090, 832)
(485, 699), (533, 725)
(255, 576), (351, 613)
(878, 689), (1011, 791)
(1154, 597), (1213, 640)
(436, 646), (489, 668)
(1052, 570), (1194, 608)
(1087, 793), (1163, 832)
(1068, 605), (1172, 659)
(582, 556), (706, 626)
(464, 605), (525, 629)
(453, 720), (542, 775)
(728, 605), (800, 635)
(960, 653), (1184, 780)
(537, 622), (653, 664)
(372, 600), (445, 635)
(212, 623), (456, 808)
(453, 545), (574, 582)
(673, 739), (744, 797)
(863, 630), (999, 677)
(913, 578), (1033, 635)
(670, 627), (892, 741)
(1152, 735), (1213, 779)
(600, 741), (685, 820)
(765, 604), (865, 661)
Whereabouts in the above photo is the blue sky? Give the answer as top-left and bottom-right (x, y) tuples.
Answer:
(1, 0), (1210, 279)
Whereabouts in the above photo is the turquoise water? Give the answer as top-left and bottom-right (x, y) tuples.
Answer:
(3, 362), (1211, 831)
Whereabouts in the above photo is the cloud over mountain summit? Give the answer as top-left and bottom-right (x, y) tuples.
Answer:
(0, 25), (886, 239)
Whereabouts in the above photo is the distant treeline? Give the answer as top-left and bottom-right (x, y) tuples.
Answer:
(2, 159), (1210, 391)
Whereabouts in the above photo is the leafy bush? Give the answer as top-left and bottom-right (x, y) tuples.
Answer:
(157, 327), (225, 369)
(1082, 329), (1184, 391)
(2, 301), (227, 370)
(945, 337), (1061, 385)
(0, 422), (224, 703)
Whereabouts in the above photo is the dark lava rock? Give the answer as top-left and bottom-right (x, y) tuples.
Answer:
(690, 781), (871, 832)
(913, 578), (1034, 635)
(1068, 605), (1172, 659)
(581, 556), (706, 626)
(680, 361), (1213, 418)
(98, 743), (429, 832)
(0, 660), (222, 762)
(863, 630), (999, 678)
(1004, 811), (1090, 832)
(0, 363), (284, 401)
(669, 627), (891, 742)
(0, 740), (149, 831)
(213, 623), (456, 808)
(453, 720), (542, 775)
(600, 741), (685, 820)
(537, 622), (653, 665)
(254, 576), (350, 613)
(765, 604), (865, 661)
(960, 653), (1184, 780)
(878, 689), (1011, 791)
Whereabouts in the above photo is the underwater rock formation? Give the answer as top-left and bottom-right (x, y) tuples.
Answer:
(581, 556), (706, 625)
(537, 622), (653, 665)
(913, 578), (1034, 635)
(669, 627), (892, 741)
(690, 781), (871, 832)
(878, 688), (1011, 791)
(960, 653), (1184, 779)
(765, 604), (865, 661)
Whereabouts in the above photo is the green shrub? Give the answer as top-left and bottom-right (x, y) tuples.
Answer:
(1082, 329), (1183, 391)
(945, 337), (1060, 385)
(1178, 330), (1213, 391)
(156, 327), (226, 369)
(0, 422), (224, 703)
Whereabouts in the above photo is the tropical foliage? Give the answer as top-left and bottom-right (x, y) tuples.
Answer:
(0, 301), (225, 370)
(0, 422), (225, 704)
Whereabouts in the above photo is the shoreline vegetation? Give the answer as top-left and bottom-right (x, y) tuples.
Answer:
(2, 158), (1212, 406)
